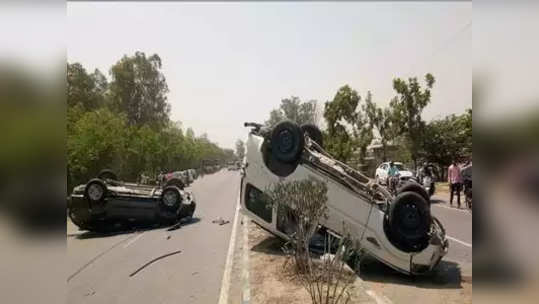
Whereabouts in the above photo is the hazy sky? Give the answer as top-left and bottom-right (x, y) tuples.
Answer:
(68, 2), (471, 149)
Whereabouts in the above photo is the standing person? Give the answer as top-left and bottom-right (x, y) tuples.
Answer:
(448, 160), (462, 208)
(388, 161), (400, 193)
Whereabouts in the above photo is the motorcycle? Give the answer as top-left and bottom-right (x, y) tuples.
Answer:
(463, 178), (472, 209)
(422, 175), (436, 197)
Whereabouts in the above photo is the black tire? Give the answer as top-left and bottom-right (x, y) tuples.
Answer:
(84, 179), (107, 203)
(397, 181), (430, 205)
(165, 178), (185, 190)
(388, 191), (431, 252)
(262, 137), (299, 177)
(98, 169), (117, 181)
(161, 186), (182, 211)
(301, 124), (323, 148)
(271, 120), (304, 163)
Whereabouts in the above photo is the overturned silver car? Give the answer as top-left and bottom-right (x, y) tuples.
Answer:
(240, 121), (448, 275)
(69, 170), (196, 232)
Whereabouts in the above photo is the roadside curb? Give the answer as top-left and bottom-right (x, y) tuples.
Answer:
(241, 215), (250, 304)
(217, 195), (241, 304)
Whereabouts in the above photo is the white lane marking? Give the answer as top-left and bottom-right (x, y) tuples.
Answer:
(217, 194), (241, 304)
(447, 235), (472, 248)
(366, 290), (393, 304)
(123, 232), (144, 249)
(241, 214), (250, 304)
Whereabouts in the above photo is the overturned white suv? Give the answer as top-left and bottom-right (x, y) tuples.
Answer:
(240, 121), (448, 275)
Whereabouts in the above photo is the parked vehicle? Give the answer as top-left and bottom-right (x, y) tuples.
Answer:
(188, 168), (198, 180)
(240, 121), (447, 275)
(375, 162), (414, 185)
(68, 170), (196, 232)
(227, 161), (241, 171)
(421, 175), (436, 197)
(461, 164), (472, 209)
(160, 170), (190, 188)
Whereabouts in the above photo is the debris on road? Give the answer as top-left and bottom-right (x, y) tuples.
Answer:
(166, 235), (171, 240)
(129, 250), (182, 277)
(212, 217), (230, 225)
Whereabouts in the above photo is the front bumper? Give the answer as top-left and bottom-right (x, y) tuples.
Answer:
(410, 218), (449, 274)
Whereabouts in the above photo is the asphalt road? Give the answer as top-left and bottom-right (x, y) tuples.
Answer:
(431, 194), (473, 276)
(67, 169), (241, 304)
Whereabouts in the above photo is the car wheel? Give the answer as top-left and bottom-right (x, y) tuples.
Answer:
(271, 120), (304, 163)
(98, 169), (117, 181)
(387, 191), (431, 252)
(161, 186), (181, 211)
(165, 178), (185, 190)
(84, 179), (107, 204)
(396, 181), (430, 205)
(301, 124), (323, 148)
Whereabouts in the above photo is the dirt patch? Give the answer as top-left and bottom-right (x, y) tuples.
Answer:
(247, 221), (375, 304)
(436, 182), (450, 196)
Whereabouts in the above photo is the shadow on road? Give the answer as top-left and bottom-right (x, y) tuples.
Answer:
(430, 198), (445, 204)
(356, 256), (464, 289)
(69, 217), (202, 239)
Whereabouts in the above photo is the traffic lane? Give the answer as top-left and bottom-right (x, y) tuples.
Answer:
(67, 170), (241, 304)
(431, 195), (472, 276)
(431, 194), (472, 244)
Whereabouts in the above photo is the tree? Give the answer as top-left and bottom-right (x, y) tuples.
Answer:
(364, 91), (397, 161)
(267, 177), (329, 273)
(266, 178), (357, 304)
(67, 63), (108, 110)
(109, 51), (170, 128)
(67, 58), (237, 191)
(390, 73), (435, 168)
(323, 85), (368, 163)
(266, 96), (320, 127)
(420, 109), (472, 180)
(235, 139), (245, 160)
(67, 108), (129, 188)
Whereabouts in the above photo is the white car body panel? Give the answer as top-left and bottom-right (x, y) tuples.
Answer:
(240, 132), (448, 275)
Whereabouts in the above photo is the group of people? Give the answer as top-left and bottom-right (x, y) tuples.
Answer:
(447, 159), (472, 208)
(386, 159), (472, 209)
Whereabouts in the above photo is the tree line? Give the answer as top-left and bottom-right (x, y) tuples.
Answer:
(67, 51), (235, 191)
(264, 74), (472, 176)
